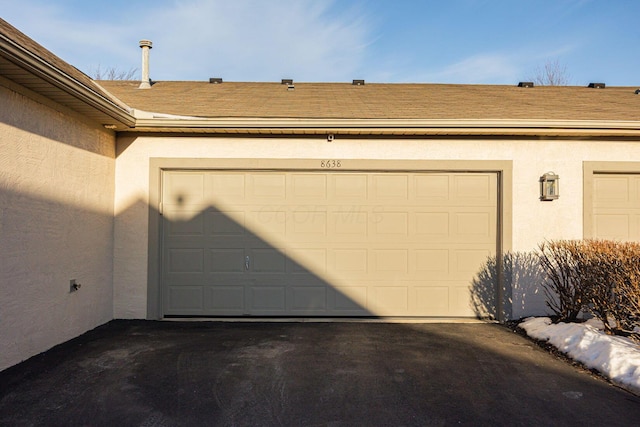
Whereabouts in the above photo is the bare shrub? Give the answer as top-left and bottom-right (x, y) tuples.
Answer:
(572, 240), (618, 334)
(616, 242), (640, 332)
(580, 241), (640, 334)
(91, 65), (138, 80)
(537, 240), (584, 322)
(528, 59), (571, 86)
(566, 240), (640, 335)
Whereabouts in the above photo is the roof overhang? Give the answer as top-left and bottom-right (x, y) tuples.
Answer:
(129, 117), (640, 137)
(0, 31), (135, 129)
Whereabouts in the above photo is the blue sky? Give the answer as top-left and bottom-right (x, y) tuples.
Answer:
(1, 0), (638, 85)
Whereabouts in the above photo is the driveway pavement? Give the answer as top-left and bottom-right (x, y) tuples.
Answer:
(1, 321), (639, 426)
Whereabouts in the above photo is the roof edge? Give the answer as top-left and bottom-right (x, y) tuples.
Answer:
(0, 32), (135, 127)
(130, 117), (640, 136)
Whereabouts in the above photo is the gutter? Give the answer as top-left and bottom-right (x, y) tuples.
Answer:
(0, 33), (136, 128)
(130, 117), (640, 137)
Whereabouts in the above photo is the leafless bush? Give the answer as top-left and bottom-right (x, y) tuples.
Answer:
(539, 239), (640, 336)
(576, 240), (640, 335)
(91, 65), (138, 80)
(537, 240), (584, 322)
(528, 59), (571, 86)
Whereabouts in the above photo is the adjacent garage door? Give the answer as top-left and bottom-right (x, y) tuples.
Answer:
(161, 170), (498, 317)
(591, 173), (640, 240)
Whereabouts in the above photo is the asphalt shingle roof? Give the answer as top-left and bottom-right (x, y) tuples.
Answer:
(98, 80), (640, 121)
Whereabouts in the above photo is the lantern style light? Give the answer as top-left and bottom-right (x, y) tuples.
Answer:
(539, 172), (559, 201)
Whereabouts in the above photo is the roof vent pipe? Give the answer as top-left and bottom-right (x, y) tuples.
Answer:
(138, 40), (152, 89)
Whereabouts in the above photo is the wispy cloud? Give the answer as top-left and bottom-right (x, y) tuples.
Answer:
(1, 0), (374, 82)
(140, 0), (373, 81)
(404, 42), (579, 85)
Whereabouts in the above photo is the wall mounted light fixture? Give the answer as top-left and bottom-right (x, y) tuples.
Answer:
(539, 172), (559, 201)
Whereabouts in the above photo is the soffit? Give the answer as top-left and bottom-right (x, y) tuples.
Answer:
(0, 18), (134, 129)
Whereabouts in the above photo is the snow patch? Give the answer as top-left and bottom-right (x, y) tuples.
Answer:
(521, 317), (640, 394)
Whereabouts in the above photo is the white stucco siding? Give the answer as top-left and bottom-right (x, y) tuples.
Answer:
(113, 134), (640, 319)
(0, 84), (116, 371)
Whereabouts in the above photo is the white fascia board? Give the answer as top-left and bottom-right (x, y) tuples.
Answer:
(131, 117), (640, 136)
(0, 33), (136, 127)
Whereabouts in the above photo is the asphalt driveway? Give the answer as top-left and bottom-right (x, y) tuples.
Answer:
(1, 321), (639, 426)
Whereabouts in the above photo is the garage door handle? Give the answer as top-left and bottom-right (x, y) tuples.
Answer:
(245, 256), (250, 271)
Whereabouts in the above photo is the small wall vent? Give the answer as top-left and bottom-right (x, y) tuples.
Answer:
(352, 79), (365, 85)
(209, 77), (223, 84)
(588, 82), (606, 89)
(518, 82), (534, 88)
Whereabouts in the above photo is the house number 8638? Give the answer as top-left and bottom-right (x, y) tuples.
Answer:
(321, 160), (341, 168)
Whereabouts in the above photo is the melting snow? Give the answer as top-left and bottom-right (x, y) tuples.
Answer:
(520, 317), (640, 394)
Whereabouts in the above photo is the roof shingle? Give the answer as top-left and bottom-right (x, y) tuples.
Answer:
(98, 80), (640, 121)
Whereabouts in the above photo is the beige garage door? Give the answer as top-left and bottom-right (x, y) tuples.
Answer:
(161, 170), (497, 317)
(591, 173), (640, 241)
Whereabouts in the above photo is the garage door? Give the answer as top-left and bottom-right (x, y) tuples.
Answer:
(591, 173), (640, 240)
(161, 170), (497, 317)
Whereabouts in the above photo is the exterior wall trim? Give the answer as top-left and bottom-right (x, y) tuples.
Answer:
(147, 158), (513, 320)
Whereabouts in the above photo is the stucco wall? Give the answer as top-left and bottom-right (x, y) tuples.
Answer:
(113, 133), (640, 319)
(0, 83), (115, 371)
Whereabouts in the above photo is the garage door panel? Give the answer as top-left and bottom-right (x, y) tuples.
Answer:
(372, 250), (408, 274)
(453, 174), (495, 203)
(594, 176), (629, 205)
(415, 212), (449, 237)
(332, 286), (370, 313)
(250, 248), (287, 273)
(415, 287), (450, 314)
(414, 250), (450, 281)
(290, 286), (328, 311)
(331, 211), (368, 237)
(333, 249), (368, 274)
(592, 174), (640, 241)
(166, 286), (204, 312)
(452, 249), (492, 276)
(208, 285), (246, 312)
(162, 170), (498, 317)
(209, 211), (246, 236)
(371, 174), (409, 199)
(291, 211), (327, 238)
(414, 175), (449, 201)
(168, 248), (204, 273)
(453, 212), (493, 240)
(451, 285), (475, 316)
(331, 174), (368, 198)
(594, 214), (630, 240)
(288, 248), (327, 274)
(249, 210), (287, 238)
(290, 174), (327, 199)
(210, 249), (245, 273)
(371, 286), (409, 314)
(373, 212), (409, 236)
(249, 285), (286, 313)
(249, 174), (286, 199)
(165, 210), (205, 236)
(207, 174), (246, 205)
(164, 173), (205, 206)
